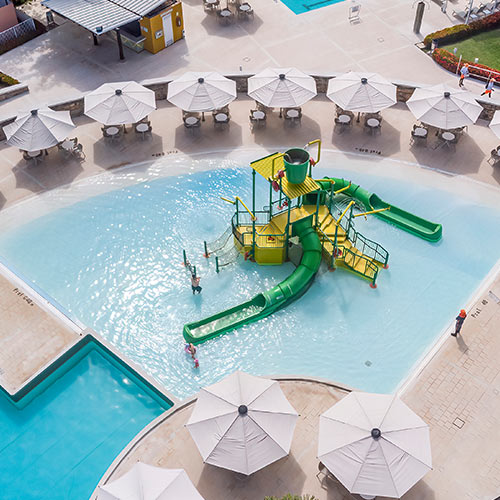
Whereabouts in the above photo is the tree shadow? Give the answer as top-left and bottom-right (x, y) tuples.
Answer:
(92, 131), (165, 170)
(173, 119), (243, 157)
(12, 154), (84, 192)
(196, 452), (306, 499)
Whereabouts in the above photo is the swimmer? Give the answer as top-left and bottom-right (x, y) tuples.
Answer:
(194, 358), (200, 368)
(188, 343), (196, 358)
(191, 273), (202, 295)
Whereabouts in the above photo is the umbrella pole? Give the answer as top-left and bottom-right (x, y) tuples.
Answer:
(357, 112), (361, 123)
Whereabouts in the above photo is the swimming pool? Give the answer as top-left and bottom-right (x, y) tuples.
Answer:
(0, 152), (499, 400)
(0, 343), (169, 500)
(281, 0), (344, 15)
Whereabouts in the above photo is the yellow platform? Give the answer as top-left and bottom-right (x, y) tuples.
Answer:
(250, 153), (320, 200)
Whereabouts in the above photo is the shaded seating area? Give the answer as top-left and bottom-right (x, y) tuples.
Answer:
(237, 2), (253, 19)
(249, 108), (266, 129)
(203, 0), (219, 12)
(57, 137), (85, 159)
(489, 146), (500, 164)
(282, 107), (302, 125)
(410, 124), (429, 146)
(22, 149), (45, 165)
(216, 7), (234, 24)
(102, 124), (125, 141)
(183, 111), (202, 130)
(334, 109), (354, 134)
(213, 106), (230, 129)
(134, 119), (152, 139)
(364, 112), (382, 135)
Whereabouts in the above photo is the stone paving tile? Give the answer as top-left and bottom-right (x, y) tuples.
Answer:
(0, 271), (80, 394)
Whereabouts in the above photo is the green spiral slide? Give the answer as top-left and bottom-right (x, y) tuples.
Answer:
(183, 216), (322, 345)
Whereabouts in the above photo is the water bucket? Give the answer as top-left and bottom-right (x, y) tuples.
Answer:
(283, 148), (310, 184)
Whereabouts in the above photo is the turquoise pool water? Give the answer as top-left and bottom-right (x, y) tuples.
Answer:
(0, 161), (499, 400)
(281, 0), (344, 15)
(0, 346), (168, 500)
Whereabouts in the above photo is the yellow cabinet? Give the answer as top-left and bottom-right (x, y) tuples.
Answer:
(140, 0), (184, 54)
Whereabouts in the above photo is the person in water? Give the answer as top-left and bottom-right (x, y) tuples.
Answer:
(188, 343), (196, 358)
(194, 358), (200, 368)
(191, 273), (202, 294)
(451, 309), (467, 337)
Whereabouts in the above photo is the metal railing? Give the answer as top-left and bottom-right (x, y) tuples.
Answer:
(336, 213), (389, 267)
(317, 228), (378, 284)
(0, 18), (35, 45)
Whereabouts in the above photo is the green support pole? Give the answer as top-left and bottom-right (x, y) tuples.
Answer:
(193, 266), (197, 277)
(269, 179), (273, 221)
(183, 249), (187, 266)
(215, 256), (220, 273)
(278, 178), (282, 209)
(315, 190), (320, 227)
(203, 241), (209, 258)
(347, 204), (354, 235)
(252, 169), (256, 256)
(285, 196), (291, 260)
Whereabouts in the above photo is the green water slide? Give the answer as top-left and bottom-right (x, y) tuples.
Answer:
(319, 177), (442, 242)
(183, 216), (322, 345)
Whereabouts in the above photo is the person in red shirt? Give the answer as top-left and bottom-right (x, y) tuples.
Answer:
(451, 309), (467, 337)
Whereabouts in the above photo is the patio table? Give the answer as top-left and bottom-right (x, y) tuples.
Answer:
(61, 140), (75, 151)
(366, 118), (380, 128)
(252, 110), (265, 120)
(106, 126), (120, 137)
(220, 8), (231, 16)
(185, 116), (199, 126)
(286, 109), (300, 119)
(413, 127), (427, 137)
(239, 3), (251, 10)
(27, 150), (42, 158)
(338, 114), (351, 124)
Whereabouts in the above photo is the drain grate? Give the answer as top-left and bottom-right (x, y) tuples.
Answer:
(453, 417), (465, 429)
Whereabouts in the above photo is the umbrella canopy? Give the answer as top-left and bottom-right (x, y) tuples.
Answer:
(248, 67), (317, 108)
(84, 81), (156, 125)
(318, 392), (432, 499)
(167, 72), (236, 112)
(326, 71), (397, 113)
(186, 371), (299, 475)
(406, 83), (482, 129)
(4, 108), (75, 152)
(489, 110), (500, 139)
(97, 463), (204, 500)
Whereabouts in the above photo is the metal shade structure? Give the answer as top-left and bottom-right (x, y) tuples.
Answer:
(326, 71), (397, 113)
(489, 110), (500, 139)
(406, 84), (482, 129)
(4, 108), (75, 152)
(84, 81), (156, 125)
(318, 392), (432, 499)
(97, 463), (205, 500)
(186, 371), (299, 475)
(248, 67), (317, 108)
(167, 72), (237, 112)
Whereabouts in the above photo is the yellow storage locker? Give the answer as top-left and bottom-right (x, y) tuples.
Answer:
(140, 0), (184, 54)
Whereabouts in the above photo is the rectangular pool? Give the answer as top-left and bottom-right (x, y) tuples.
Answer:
(281, 0), (344, 15)
(0, 343), (171, 500)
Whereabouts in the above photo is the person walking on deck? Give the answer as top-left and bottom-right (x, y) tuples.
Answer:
(451, 309), (467, 337)
(458, 64), (469, 87)
(481, 78), (496, 98)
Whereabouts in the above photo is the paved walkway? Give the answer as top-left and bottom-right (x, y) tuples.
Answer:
(0, 269), (80, 394)
(402, 273), (500, 500)
(0, 0), (493, 119)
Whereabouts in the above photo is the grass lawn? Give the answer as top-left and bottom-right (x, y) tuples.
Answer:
(442, 29), (500, 70)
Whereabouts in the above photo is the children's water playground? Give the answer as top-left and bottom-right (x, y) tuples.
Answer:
(1, 144), (499, 402)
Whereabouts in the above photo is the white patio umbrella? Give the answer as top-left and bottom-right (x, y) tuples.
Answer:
(406, 83), (482, 129)
(84, 81), (156, 125)
(318, 392), (432, 499)
(186, 371), (298, 475)
(326, 71), (397, 113)
(4, 108), (75, 152)
(489, 110), (500, 139)
(248, 67), (317, 107)
(97, 463), (204, 500)
(167, 72), (236, 112)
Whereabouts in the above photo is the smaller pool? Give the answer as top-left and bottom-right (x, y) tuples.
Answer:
(0, 343), (171, 500)
(280, 0), (344, 15)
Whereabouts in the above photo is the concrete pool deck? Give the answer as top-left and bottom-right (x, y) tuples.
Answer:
(0, 266), (81, 395)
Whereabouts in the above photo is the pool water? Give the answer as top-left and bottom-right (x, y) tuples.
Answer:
(280, 0), (344, 15)
(0, 160), (499, 400)
(0, 348), (167, 500)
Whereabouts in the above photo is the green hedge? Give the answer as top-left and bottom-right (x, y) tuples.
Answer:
(432, 48), (499, 80)
(0, 72), (20, 86)
(423, 11), (500, 48)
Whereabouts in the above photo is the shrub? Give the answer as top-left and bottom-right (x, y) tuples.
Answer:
(423, 11), (500, 48)
(432, 48), (500, 80)
(0, 72), (20, 86)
